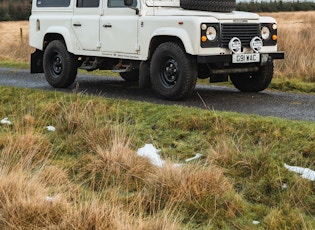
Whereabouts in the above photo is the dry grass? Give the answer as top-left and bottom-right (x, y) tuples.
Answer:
(1, 12), (315, 82)
(260, 11), (315, 81)
(0, 21), (32, 62)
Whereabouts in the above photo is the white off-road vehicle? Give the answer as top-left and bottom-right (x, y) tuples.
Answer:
(29, 0), (284, 100)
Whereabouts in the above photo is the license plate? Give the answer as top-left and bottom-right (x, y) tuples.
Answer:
(232, 53), (260, 63)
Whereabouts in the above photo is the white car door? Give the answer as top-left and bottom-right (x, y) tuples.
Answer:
(72, 0), (102, 51)
(101, 0), (139, 55)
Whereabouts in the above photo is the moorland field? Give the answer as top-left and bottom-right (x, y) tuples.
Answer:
(0, 11), (314, 229)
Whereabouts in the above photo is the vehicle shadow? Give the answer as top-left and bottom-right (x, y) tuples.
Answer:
(72, 74), (273, 113)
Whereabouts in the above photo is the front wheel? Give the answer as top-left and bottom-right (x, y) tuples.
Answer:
(150, 42), (197, 100)
(230, 59), (274, 92)
(43, 40), (77, 88)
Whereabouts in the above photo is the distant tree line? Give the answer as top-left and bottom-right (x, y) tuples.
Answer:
(0, 0), (31, 21)
(0, 0), (315, 21)
(236, 1), (315, 12)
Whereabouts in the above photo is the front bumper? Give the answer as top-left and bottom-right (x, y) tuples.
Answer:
(197, 51), (284, 64)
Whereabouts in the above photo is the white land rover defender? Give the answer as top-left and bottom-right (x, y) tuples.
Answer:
(29, 0), (284, 100)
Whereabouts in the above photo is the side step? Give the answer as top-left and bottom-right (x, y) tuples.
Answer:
(111, 60), (132, 73)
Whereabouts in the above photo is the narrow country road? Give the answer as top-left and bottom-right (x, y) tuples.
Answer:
(0, 67), (314, 122)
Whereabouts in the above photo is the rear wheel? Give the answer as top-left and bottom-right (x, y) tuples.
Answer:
(150, 42), (197, 100)
(43, 40), (77, 88)
(230, 59), (274, 92)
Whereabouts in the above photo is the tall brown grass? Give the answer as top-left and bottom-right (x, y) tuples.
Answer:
(262, 11), (315, 82)
(0, 12), (314, 82)
(0, 21), (32, 62)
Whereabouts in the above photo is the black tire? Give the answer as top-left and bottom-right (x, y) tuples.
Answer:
(230, 59), (274, 92)
(120, 69), (139, 82)
(180, 0), (236, 12)
(43, 40), (77, 88)
(150, 42), (197, 100)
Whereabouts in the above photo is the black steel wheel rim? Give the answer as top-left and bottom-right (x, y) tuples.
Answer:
(159, 58), (179, 88)
(50, 52), (63, 78)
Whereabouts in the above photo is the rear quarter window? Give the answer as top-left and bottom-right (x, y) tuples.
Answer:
(37, 0), (71, 7)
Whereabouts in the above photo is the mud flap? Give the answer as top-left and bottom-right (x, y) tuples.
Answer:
(139, 61), (151, 88)
(31, 49), (44, 73)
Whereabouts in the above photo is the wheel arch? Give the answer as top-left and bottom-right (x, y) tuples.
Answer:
(148, 30), (195, 59)
(43, 27), (74, 52)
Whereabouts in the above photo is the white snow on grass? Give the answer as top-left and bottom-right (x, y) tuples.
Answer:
(252, 221), (260, 225)
(0, 117), (12, 125)
(137, 144), (203, 168)
(284, 163), (315, 181)
(185, 153), (202, 162)
(46, 125), (56, 132)
(137, 144), (164, 167)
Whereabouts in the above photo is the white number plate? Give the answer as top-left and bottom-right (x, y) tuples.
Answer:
(232, 53), (260, 63)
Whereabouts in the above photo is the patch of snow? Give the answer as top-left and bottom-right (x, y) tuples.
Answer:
(137, 144), (204, 168)
(284, 164), (315, 181)
(185, 153), (202, 162)
(45, 196), (54, 202)
(0, 117), (12, 125)
(46, 126), (56, 132)
(137, 144), (164, 167)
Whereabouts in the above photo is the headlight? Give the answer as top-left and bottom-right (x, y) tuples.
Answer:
(228, 37), (242, 53)
(250, 37), (263, 52)
(200, 23), (220, 48)
(206, 27), (217, 41)
(261, 26), (270, 40)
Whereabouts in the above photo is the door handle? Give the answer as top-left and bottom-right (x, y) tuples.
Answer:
(73, 23), (82, 27)
(103, 24), (112, 28)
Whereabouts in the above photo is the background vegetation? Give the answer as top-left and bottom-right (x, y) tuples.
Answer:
(0, 0), (31, 21)
(237, 1), (315, 12)
(0, 0), (315, 21)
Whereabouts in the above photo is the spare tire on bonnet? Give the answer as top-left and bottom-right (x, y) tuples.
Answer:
(180, 0), (236, 12)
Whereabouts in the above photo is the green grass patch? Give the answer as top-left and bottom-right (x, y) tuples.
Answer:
(0, 59), (29, 69)
(271, 78), (315, 94)
(0, 86), (314, 229)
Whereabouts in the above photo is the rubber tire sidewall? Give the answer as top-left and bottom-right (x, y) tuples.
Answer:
(43, 40), (77, 88)
(230, 59), (274, 92)
(150, 42), (197, 100)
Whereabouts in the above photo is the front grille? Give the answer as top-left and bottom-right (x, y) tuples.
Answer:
(221, 23), (260, 48)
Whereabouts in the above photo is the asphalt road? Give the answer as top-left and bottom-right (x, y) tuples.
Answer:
(0, 67), (314, 122)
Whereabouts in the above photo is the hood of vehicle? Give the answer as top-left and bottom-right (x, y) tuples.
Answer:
(144, 5), (260, 20)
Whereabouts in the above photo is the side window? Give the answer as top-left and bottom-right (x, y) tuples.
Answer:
(37, 0), (70, 7)
(108, 0), (136, 7)
(77, 0), (100, 7)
